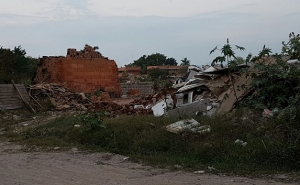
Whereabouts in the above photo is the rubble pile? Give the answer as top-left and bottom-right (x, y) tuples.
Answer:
(130, 94), (154, 106)
(25, 57), (280, 117)
(170, 64), (250, 116)
(28, 83), (93, 111)
(28, 83), (153, 116)
(94, 101), (152, 117)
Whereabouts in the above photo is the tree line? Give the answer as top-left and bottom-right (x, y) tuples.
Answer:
(0, 46), (38, 84)
(126, 53), (190, 74)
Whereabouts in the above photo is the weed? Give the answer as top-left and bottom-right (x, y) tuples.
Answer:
(19, 111), (300, 174)
(78, 112), (106, 132)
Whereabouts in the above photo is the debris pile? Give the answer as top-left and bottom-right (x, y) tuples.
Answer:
(28, 83), (92, 111)
(168, 64), (251, 116)
(24, 56), (281, 117)
(94, 101), (151, 117)
(27, 83), (153, 116)
(166, 119), (211, 134)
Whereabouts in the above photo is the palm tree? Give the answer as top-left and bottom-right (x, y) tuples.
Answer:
(180, 57), (190, 66)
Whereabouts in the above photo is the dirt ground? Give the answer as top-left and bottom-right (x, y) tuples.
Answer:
(112, 98), (135, 105)
(0, 141), (298, 185)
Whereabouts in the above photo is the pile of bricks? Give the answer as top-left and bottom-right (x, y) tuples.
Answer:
(93, 101), (152, 117)
(28, 83), (153, 116)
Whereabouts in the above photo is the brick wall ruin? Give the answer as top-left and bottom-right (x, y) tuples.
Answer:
(120, 82), (154, 96)
(34, 45), (121, 97)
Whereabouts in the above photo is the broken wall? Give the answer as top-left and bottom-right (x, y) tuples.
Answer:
(167, 99), (208, 117)
(120, 82), (154, 96)
(34, 46), (121, 97)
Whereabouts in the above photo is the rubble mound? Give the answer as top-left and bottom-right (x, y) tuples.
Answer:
(28, 83), (153, 117)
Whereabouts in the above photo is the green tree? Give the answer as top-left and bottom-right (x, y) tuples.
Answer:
(180, 57), (190, 66)
(147, 53), (167, 66)
(165, 57), (178, 65)
(210, 39), (246, 104)
(126, 53), (177, 74)
(282, 32), (300, 60)
(232, 56), (245, 64)
(0, 46), (38, 84)
(210, 38), (246, 67)
(243, 32), (300, 109)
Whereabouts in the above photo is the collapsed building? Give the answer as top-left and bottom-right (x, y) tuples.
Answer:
(34, 45), (121, 97)
(168, 65), (244, 116)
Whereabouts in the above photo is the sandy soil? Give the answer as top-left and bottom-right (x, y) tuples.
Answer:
(0, 141), (297, 185)
(112, 98), (135, 105)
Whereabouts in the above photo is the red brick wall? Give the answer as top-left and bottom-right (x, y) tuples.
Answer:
(34, 46), (121, 97)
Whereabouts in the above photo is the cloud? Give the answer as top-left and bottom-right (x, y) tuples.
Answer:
(1, 0), (300, 66)
(0, 0), (88, 26)
(86, 0), (245, 17)
(0, 0), (59, 16)
(1, 0), (300, 26)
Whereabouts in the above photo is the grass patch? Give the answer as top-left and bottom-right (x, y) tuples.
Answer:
(17, 109), (300, 174)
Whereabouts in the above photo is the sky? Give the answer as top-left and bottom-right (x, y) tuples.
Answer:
(1, 0), (300, 67)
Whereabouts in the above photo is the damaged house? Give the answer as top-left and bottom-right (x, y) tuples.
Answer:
(34, 45), (121, 97)
(167, 64), (250, 117)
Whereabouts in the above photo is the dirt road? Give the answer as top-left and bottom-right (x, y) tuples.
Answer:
(0, 142), (297, 185)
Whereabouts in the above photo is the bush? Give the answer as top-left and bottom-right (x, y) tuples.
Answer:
(243, 33), (300, 109)
(0, 46), (38, 84)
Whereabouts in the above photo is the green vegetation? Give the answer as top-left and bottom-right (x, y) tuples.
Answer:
(11, 110), (298, 174)
(210, 39), (247, 103)
(209, 33), (300, 110)
(147, 68), (169, 81)
(209, 38), (246, 67)
(0, 46), (38, 85)
(126, 53), (178, 74)
(180, 57), (190, 66)
(243, 33), (300, 109)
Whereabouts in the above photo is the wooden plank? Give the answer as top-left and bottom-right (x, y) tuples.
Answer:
(0, 103), (23, 107)
(0, 105), (23, 109)
(0, 84), (31, 111)
(11, 81), (35, 113)
(0, 100), (23, 104)
(0, 94), (27, 97)
(0, 93), (29, 97)
(0, 97), (23, 101)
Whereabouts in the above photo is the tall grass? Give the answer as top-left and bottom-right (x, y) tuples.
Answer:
(21, 109), (300, 173)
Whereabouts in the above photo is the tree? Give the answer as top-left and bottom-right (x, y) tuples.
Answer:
(210, 38), (246, 104)
(180, 57), (190, 66)
(126, 53), (178, 74)
(243, 32), (300, 109)
(210, 38), (246, 67)
(232, 56), (245, 64)
(147, 53), (167, 66)
(282, 32), (300, 60)
(0, 46), (38, 84)
(165, 57), (178, 65)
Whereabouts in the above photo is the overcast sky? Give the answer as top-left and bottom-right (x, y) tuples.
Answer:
(1, 0), (299, 67)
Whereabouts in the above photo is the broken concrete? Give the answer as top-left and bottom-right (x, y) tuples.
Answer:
(151, 100), (167, 117)
(166, 118), (211, 134)
(167, 99), (207, 117)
